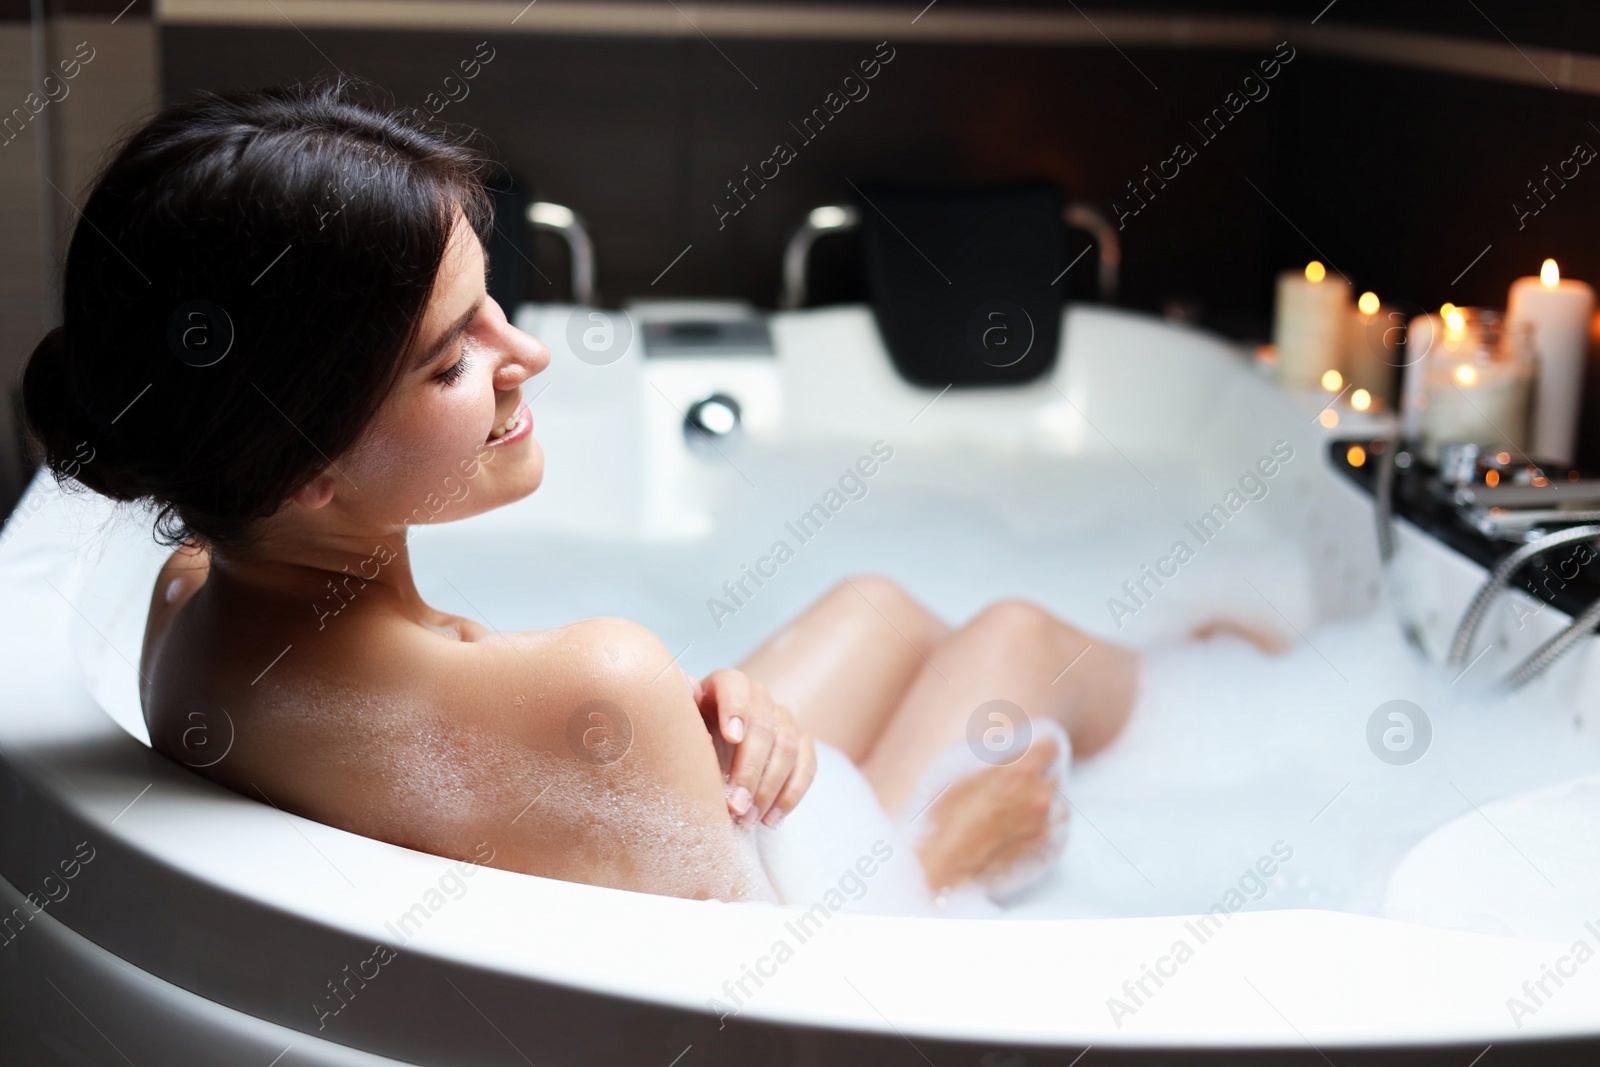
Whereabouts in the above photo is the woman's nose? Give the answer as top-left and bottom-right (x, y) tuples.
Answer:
(495, 326), (551, 389)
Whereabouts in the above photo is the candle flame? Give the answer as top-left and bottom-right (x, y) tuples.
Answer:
(1542, 258), (1560, 287)
(1440, 302), (1456, 316)
(1455, 364), (1477, 386)
(1357, 291), (1380, 315)
(1347, 444), (1367, 467)
(1321, 369), (1343, 392)
(1351, 388), (1372, 411)
(1485, 469), (1499, 487)
(1304, 261), (1326, 283)
(1444, 307), (1467, 337)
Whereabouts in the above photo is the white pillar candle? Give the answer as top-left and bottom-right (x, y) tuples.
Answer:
(1422, 357), (1531, 463)
(1345, 292), (1397, 404)
(1272, 261), (1352, 391)
(1507, 258), (1594, 465)
(1401, 312), (1437, 439)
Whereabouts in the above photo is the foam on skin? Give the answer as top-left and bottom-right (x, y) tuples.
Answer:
(238, 677), (775, 902)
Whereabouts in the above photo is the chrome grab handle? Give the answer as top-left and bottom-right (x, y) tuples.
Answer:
(777, 200), (1121, 310)
(1063, 202), (1120, 304)
(778, 204), (860, 310)
(527, 201), (596, 306)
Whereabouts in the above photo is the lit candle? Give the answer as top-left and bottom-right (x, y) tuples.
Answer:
(1507, 258), (1594, 465)
(1345, 290), (1398, 405)
(1272, 261), (1352, 391)
(1417, 307), (1535, 463)
(1421, 358), (1531, 463)
(1400, 311), (1440, 439)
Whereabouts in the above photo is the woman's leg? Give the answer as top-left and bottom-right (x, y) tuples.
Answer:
(738, 574), (951, 762)
(860, 599), (1139, 816)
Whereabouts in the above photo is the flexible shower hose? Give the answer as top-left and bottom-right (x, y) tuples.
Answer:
(1445, 523), (1600, 687)
(1502, 585), (1600, 689)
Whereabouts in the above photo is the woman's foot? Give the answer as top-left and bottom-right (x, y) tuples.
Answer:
(913, 734), (1064, 893)
(1190, 617), (1289, 655)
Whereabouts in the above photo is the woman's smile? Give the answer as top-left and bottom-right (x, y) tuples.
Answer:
(487, 398), (532, 445)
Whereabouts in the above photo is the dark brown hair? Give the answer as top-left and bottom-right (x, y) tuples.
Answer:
(21, 78), (494, 547)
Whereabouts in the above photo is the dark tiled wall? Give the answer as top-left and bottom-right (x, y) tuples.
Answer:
(1275, 55), (1600, 317)
(1271, 54), (1600, 466)
(161, 27), (1291, 326)
(156, 21), (1600, 347)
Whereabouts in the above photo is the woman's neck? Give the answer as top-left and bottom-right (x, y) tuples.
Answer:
(208, 513), (426, 621)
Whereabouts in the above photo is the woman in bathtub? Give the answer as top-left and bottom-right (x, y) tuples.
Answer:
(20, 81), (1138, 904)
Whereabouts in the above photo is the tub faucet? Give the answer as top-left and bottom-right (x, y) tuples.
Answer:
(527, 201), (597, 305)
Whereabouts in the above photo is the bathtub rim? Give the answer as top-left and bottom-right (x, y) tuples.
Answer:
(5, 482), (1600, 1054)
(5, 725), (1600, 1054)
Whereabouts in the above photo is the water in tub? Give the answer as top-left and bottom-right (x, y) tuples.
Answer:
(71, 435), (1595, 922)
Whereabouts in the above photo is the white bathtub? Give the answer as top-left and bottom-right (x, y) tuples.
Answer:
(2, 303), (1598, 1064)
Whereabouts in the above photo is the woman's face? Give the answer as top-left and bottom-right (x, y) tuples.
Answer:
(339, 210), (550, 530)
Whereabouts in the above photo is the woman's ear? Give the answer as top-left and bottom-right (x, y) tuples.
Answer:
(288, 470), (338, 510)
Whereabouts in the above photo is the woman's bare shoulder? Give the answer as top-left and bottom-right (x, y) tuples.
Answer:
(139, 544), (211, 701)
(146, 543), (211, 618)
(368, 616), (763, 898)
(435, 616), (709, 770)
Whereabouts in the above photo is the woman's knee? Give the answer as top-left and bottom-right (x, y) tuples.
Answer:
(968, 598), (1085, 654)
(834, 572), (908, 610)
(837, 573), (940, 632)
(971, 597), (1058, 634)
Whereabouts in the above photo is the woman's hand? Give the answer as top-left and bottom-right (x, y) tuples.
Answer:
(691, 669), (816, 828)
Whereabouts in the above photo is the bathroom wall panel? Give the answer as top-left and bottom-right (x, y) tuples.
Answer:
(0, 7), (157, 513)
(160, 26), (1289, 331)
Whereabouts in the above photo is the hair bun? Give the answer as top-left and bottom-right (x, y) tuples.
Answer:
(21, 325), (143, 503)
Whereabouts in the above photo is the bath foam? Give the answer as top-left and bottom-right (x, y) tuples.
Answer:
(898, 719), (1074, 903)
(78, 440), (1600, 923)
(754, 725), (1075, 917)
(1006, 603), (1600, 921)
(754, 742), (932, 916)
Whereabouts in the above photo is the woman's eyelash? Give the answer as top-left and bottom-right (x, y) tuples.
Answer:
(435, 350), (470, 385)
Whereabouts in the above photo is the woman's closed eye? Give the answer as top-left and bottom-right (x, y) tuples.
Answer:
(434, 349), (471, 386)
